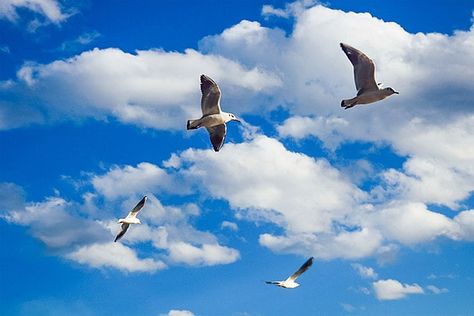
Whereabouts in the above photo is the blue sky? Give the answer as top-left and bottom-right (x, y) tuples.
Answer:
(1, 1), (474, 315)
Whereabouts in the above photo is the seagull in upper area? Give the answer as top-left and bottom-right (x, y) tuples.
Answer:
(340, 43), (399, 109)
(187, 74), (241, 152)
(265, 257), (314, 289)
(114, 195), (147, 242)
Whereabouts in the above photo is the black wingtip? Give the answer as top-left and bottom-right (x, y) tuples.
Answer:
(187, 120), (197, 130)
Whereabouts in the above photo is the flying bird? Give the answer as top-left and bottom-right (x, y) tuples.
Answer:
(340, 43), (398, 109)
(265, 257), (314, 289)
(187, 74), (241, 152)
(114, 195), (147, 242)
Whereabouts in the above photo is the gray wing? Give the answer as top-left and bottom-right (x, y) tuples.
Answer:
(340, 43), (378, 94)
(200, 74), (222, 116)
(128, 196), (147, 217)
(287, 257), (314, 281)
(206, 124), (226, 152)
(114, 223), (130, 242)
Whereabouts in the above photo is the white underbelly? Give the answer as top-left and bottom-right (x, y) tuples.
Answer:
(200, 114), (226, 127)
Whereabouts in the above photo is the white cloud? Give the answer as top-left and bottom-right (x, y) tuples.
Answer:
(351, 263), (378, 279)
(1, 47), (280, 130)
(221, 221), (239, 231)
(175, 135), (364, 235)
(373, 279), (424, 300)
(1, 177), (239, 272)
(0, 0), (69, 24)
(262, 0), (320, 19)
(454, 210), (474, 240)
(91, 162), (177, 199)
(426, 285), (449, 294)
(3, 197), (108, 249)
(162, 310), (195, 316)
(66, 242), (166, 273)
(168, 242), (240, 266)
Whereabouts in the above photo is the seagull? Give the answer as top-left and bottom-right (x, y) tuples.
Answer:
(114, 195), (147, 242)
(265, 257), (314, 289)
(187, 74), (241, 152)
(340, 43), (398, 109)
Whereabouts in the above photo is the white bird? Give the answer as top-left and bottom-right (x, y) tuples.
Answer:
(340, 43), (398, 109)
(114, 196), (147, 242)
(187, 74), (241, 152)
(265, 257), (314, 289)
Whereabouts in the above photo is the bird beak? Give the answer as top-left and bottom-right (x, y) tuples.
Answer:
(234, 118), (242, 123)
(394, 91), (399, 94)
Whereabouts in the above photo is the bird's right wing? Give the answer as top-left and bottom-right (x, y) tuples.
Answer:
(340, 43), (378, 93)
(114, 223), (130, 242)
(200, 74), (222, 116)
(206, 124), (226, 152)
(287, 257), (314, 281)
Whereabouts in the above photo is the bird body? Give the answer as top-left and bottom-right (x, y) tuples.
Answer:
(265, 279), (301, 289)
(187, 112), (236, 130)
(265, 257), (314, 289)
(114, 196), (147, 242)
(340, 43), (398, 109)
(187, 74), (240, 151)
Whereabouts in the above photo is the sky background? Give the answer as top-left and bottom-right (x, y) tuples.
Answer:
(1, 1), (474, 315)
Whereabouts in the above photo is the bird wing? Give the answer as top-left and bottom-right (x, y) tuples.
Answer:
(200, 74), (222, 116)
(127, 196), (147, 218)
(287, 257), (314, 281)
(340, 43), (379, 94)
(114, 223), (130, 242)
(265, 281), (280, 285)
(206, 124), (227, 152)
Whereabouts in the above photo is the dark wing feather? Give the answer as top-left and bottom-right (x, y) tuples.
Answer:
(114, 223), (130, 242)
(200, 74), (222, 116)
(340, 43), (378, 93)
(288, 257), (314, 281)
(129, 196), (147, 216)
(206, 124), (226, 152)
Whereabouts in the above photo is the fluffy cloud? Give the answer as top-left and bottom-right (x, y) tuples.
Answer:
(0, 47), (280, 130)
(0, 0), (69, 24)
(165, 135), (474, 259)
(1, 178), (239, 272)
(174, 135), (364, 235)
(168, 242), (239, 266)
(373, 279), (424, 300)
(221, 221), (239, 231)
(91, 162), (177, 199)
(351, 263), (378, 279)
(67, 242), (165, 272)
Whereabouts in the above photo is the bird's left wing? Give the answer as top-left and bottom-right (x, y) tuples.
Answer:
(340, 43), (378, 93)
(287, 257), (314, 281)
(114, 223), (130, 242)
(127, 196), (147, 218)
(200, 74), (222, 116)
(206, 124), (227, 152)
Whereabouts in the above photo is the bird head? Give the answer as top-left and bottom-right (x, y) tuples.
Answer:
(227, 112), (241, 123)
(384, 87), (399, 95)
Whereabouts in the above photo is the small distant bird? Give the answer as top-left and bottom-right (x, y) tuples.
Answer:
(114, 196), (147, 242)
(265, 257), (314, 289)
(340, 43), (398, 109)
(187, 74), (241, 152)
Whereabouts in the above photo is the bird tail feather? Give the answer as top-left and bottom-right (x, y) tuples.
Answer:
(187, 119), (199, 130)
(341, 98), (357, 109)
